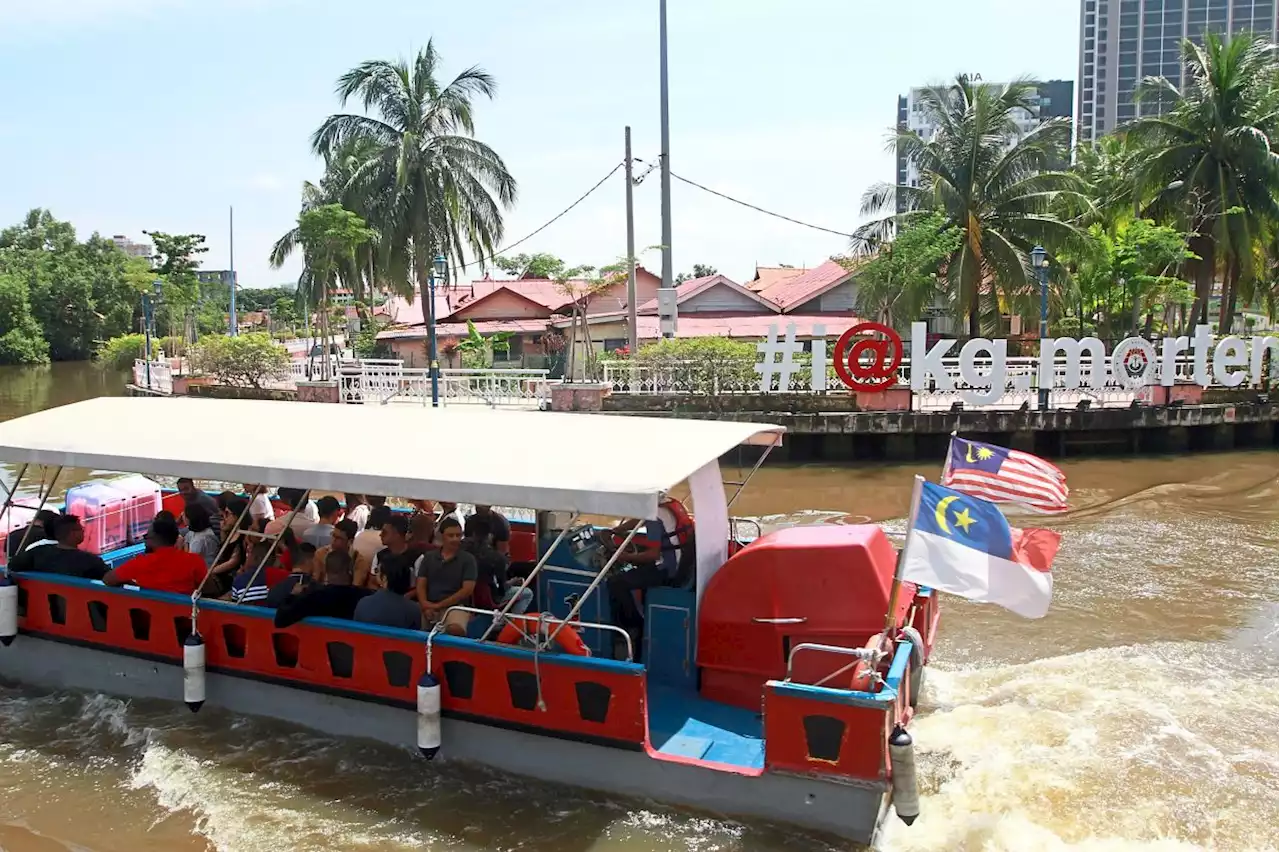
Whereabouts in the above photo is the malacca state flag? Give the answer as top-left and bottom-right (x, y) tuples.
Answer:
(942, 436), (1069, 514)
(900, 478), (1061, 619)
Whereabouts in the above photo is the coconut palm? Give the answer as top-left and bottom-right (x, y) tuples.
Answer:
(310, 41), (517, 324)
(1128, 31), (1279, 333)
(854, 76), (1087, 336)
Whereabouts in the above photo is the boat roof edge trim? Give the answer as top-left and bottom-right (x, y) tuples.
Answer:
(0, 397), (785, 519)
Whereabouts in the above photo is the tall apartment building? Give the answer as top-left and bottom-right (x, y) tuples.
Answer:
(1078, 0), (1277, 145)
(111, 235), (152, 259)
(894, 80), (1074, 211)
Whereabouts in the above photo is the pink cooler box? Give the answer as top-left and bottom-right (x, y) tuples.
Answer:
(109, 475), (162, 544)
(64, 481), (129, 555)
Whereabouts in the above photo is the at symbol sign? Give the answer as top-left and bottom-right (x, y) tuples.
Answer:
(833, 322), (903, 391)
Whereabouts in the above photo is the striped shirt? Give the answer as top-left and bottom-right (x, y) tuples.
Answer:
(231, 569), (271, 605)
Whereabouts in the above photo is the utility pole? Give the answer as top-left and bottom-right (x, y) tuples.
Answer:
(625, 126), (638, 354)
(228, 206), (238, 336)
(658, 0), (676, 338)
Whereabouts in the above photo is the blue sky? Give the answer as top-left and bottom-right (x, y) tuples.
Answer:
(0, 0), (1079, 290)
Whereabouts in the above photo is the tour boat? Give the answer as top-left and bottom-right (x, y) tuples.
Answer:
(0, 397), (939, 846)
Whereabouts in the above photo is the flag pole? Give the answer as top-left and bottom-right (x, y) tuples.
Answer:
(883, 474), (926, 636)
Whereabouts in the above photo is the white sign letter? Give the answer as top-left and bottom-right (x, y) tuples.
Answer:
(1191, 325), (1213, 387)
(910, 322), (954, 393)
(1213, 337), (1248, 387)
(959, 337), (1008, 406)
(1040, 337), (1108, 391)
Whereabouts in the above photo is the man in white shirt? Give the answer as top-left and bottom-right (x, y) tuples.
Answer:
(352, 504), (391, 563)
(244, 484), (274, 527)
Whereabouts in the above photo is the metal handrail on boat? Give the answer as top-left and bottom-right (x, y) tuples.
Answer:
(785, 642), (883, 686)
(477, 514), (581, 643)
(441, 604), (634, 661)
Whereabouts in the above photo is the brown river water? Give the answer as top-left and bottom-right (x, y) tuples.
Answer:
(0, 362), (1276, 852)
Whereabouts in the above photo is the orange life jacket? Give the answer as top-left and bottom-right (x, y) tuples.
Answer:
(496, 613), (591, 656)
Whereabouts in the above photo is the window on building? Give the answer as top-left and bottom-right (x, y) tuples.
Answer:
(602, 338), (628, 355)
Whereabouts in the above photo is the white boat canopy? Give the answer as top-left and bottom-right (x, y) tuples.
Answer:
(0, 397), (784, 519)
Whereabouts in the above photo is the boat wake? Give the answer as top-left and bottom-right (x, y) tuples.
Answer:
(879, 641), (1279, 852)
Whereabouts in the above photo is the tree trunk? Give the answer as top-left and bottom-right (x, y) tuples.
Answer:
(1143, 312), (1154, 338)
(1217, 259), (1240, 334)
(1184, 234), (1215, 335)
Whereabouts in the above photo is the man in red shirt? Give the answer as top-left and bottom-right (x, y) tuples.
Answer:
(103, 516), (209, 596)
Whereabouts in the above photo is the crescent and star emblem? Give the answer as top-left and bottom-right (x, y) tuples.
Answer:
(934, 495), (977, 536)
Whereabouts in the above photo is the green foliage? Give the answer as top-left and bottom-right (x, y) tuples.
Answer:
(1060, 219), (1196, 336)
(0, 209), (154, 361)
(457, 319), (512, 368)
(188, 332), (290, 388)
(848, 213), (963, 332)
(145, 231), (208, 318)
(675, 263), (717, 284)
(95, 333), (186, 370)
(0, 269), (48, 364)
(494, 253), (564, 279)
(855, 75), (1085, 336)
(308, 41), (516, 310)
(238, 285), (298, 313)
(633, 337), (759, 397)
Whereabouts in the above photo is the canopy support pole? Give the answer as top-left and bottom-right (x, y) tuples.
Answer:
(546, 523), (640, 647)
(478, 513), (579, 642)
(231, 489), (310, 606)
(725, 438), (777, 510)
(12, 466), (63, 557)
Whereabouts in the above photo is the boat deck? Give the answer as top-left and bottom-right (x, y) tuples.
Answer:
(646, 681), (764, 770)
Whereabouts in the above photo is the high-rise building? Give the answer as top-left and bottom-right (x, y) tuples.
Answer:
(111, 235), (152, 259)
(1078, 0), (1277, 145)
(894, 80), (1074, 211)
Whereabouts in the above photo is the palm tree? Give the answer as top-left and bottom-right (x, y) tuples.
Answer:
(269, 137), (385, 310)
(1128, 31), (1278, 334)
(854, 76), (1087, 336)
(310, 42), (517, 331)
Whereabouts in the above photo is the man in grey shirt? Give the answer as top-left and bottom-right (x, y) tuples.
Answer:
(354, 560), (422, 630)
(415, 517), (477, 636)
(301, 495), (343, 547)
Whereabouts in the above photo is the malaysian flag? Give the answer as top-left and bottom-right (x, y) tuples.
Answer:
(942, 436), (1069, 513)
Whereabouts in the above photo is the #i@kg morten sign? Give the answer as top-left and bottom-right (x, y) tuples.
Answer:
(756, 322), (1279, 404)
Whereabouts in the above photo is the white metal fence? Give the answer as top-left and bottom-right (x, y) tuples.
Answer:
(338, 363), (550, 408)
(132, 359), (173, 395)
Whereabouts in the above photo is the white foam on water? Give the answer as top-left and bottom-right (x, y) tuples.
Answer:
(878, 643), (1279, 852)
(128, 736), (440, 852)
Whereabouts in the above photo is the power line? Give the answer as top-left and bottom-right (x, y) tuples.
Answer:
(664, 168), (854, 239)
(460, 162), (623, 270)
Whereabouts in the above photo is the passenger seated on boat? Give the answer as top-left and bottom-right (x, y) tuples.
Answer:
(408, 512), (437, 554)
(176, 477), (221, 535)
(6, 509), (58, 561)
(183, 503), (220, 568)
(352, 505), (390, 564)
(11, 513), (108, 580)
(372, 514), (425, 595)
(103, 516), (210, 596)
(314, 520), (372, 587)
(464, 517), (530, 614)
(354, 560), (422, 630)
(207, 497), (252, 597)
(465, 505), (510, 560)
(433, 502), (463, 546)
(603, 500), (689, 657)
(343, 493), (370, 533)
(265, 543), (317, 608)
(244, 484), (274, 527)
(226, 540), (277, 605)
(273, 551), (372, 629)
(416, 517), (477, 636)
(266, 488), (316, 538)
(302, 495), (343, 548)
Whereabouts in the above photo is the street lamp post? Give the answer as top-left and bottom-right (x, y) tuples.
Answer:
(1032, 245), (1049, 410)
(142, 278), (163, 391)
(427, 254), (447, 408)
